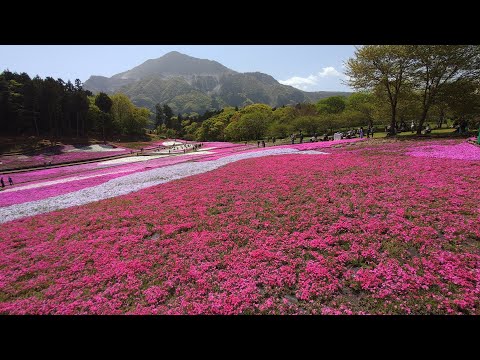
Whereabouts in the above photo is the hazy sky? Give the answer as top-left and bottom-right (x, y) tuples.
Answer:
(0, 45), (356, 92)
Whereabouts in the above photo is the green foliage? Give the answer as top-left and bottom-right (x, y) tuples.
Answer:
(316, 96), (347, 114)
(346, 45), (414, 133)
(0, 71), (93, 138)
(95, 92), (112, 113)
(110, 93), (150, 136)
(272, 106), (295, 124)
(224, 104), (273, 141)
(345, 45), (480, 134)
(292, 116), (320, 134)
(194, 107), (237, 141)
(409, 45), (480, 132)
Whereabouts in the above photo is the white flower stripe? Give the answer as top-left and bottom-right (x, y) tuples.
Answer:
(2, 149), (328, 223)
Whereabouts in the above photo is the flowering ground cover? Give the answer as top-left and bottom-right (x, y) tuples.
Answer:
(0, 138), (478, 314)
(0, 144), (129, 171)
(406, 141), (480, 160)
(0, 148), (324, 223)
(0, 168), (137, 207)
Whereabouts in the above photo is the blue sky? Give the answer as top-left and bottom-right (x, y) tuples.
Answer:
(0, 45), (356, 92)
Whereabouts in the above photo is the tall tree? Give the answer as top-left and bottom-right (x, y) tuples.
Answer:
(95, 92), (113, 113)
(163, 104), (174, 128)
(410, 45), (480, 134)
(345, 45), (414, 135)
(347, 92), (376, 128)
(155, 103), (164, 128)
(95, 92), (113, 141)
(74, 78), (83, 91)
(316, 96), (347, 114)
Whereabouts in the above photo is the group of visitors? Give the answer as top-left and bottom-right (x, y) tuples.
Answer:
(1, 176), (13, 188)
(164, 142), (204, 154)
(290, 133), (305, 144)
(336, 126), (374, 140)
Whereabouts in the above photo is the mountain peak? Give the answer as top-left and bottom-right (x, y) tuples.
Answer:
(84, 52), (351, 114)
(111, 51), (236, 81)
(162, 51), (188, 58)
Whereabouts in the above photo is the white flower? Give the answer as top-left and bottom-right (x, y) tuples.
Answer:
(3, 148), (328, 223)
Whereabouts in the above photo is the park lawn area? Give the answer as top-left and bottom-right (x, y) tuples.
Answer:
(239, 128), (458, 144)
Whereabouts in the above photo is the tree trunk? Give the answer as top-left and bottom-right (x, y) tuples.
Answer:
(437, 109), (445, 129)
(76, 112), (79, 138)
(102, 114), (106, 143)
(417, 109), (428, 134)
(33, 112), (39, 137)
(390, 106), (397, 135)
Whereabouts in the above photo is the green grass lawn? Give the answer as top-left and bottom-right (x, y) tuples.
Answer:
(235, 127), (474, 146)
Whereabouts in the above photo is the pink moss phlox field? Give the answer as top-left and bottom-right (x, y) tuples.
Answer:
(0, 139), (478, 314)
(406, 142), (480, 160)
(0, 147), (129, 171)
(0, 170), (137, 207)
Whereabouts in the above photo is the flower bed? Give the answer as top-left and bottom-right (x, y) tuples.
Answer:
(0, 168), (136, 207)
(406, 141), (480, 160)
(0, 146), (129, 171)
(0, 148), (324, 222)
(0, 139), (478, 314)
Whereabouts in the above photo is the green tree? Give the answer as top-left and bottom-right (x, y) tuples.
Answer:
(410, 45), (480, 134)
(347, 92), (376, 128)
(316, 96), (347, 114)
(95, 92), (113, 141)
(95, 92), (113, 113)
(155, 103), (164, 128)
(110, 93), (148, 136)
(346, 45), (414, 135)
(163, 104), (174, 128)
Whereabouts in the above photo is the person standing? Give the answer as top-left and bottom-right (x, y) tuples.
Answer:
(262, 140), (266, 147)
(257, 140), (260, 147)
(0, 177), (4, 188)
(477, 126), (480, 144)
(359, 127), (364, 139)
(8, 176), (13, 186)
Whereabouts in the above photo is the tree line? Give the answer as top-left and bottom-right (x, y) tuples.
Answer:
(155, 45), (480, 141)
(154, 87), (479, 142)
(346, 45), (480, 135)
(153, 96), (373, 141)
(0, 71), (152, 140)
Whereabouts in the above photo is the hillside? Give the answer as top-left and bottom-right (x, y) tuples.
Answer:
(84, 51), (351, 114)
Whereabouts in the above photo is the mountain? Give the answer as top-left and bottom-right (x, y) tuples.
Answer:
(84, 51), (351, 115)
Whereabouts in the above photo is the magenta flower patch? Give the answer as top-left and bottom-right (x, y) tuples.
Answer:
(0, 138), (478, 314)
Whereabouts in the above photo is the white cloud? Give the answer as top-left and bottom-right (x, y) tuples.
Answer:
(318, 66), (342, 77)
(279, 66), (346, 91)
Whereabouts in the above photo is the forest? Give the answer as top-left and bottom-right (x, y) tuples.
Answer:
(0, 71), (151, 141)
